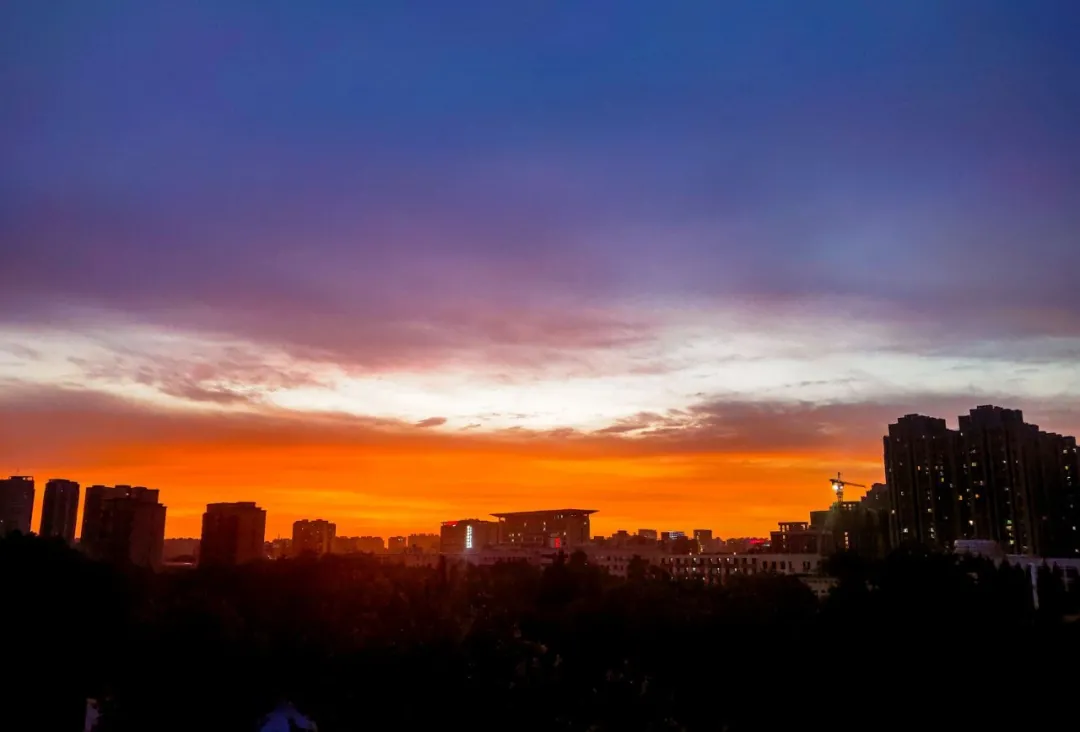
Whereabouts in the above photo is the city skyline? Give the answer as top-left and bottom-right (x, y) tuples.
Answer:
(3, 402), (1076, 542)
(3, 3), (1079, 540)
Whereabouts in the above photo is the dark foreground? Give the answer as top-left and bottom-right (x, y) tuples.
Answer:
(4, 534), (1078, 732)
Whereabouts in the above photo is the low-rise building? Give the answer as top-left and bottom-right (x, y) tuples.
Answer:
(333, 535), (385, 554)
(408, 533), (440, 553)
(492, 509), (595, 548)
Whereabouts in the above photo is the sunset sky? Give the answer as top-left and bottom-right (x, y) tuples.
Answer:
(3, 2), (1079, 540)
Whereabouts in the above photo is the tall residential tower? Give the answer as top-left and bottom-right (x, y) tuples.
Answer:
(0, 476), (35, 536)
(40, 479), (80, 542)
(200, 502), (267, 565)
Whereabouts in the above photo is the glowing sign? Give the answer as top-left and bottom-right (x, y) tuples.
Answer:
(466, 524), (474, 550)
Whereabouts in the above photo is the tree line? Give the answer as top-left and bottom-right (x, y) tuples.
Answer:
(3, 533), (1078, 731)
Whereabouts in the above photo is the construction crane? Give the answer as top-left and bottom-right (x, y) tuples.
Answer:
(828, 472), (866, 506)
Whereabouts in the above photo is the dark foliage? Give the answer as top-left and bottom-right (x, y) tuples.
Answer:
(3, 535), (1077, 732)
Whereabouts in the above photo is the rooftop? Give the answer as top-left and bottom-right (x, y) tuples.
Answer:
(491, 509), (597, 518)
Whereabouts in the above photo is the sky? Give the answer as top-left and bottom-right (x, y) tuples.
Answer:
(2, 1), (1079, 540)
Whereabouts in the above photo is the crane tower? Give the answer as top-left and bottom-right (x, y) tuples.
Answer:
(828, 472), (866, 506)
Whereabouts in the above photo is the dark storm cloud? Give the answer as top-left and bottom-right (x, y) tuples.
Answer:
(2, 1), (1079, 365)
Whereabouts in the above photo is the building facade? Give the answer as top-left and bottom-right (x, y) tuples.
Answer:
(440, 519), (499, 553)
(770, 521), (828, 554)
(407, 533), (440, 553)
(492, 509), (595, 548)
(200, 502), (267, 566)
(333, 535), (385, 554)
(958, 406), (1080, 556)
(82, 487), (167, 569)
(81, 485), (140, 550)
(885, 406), (1080, 556)
(39, 479), (80, 542)
(292, 519), (336, 556)
(0, 475), (35, 536)
(884, 414), (964, 549)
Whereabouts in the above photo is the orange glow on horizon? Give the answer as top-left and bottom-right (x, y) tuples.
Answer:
(21, 424), (882, 541)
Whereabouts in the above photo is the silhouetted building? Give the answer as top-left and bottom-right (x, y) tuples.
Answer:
(332, 536), (358, 554)
(332, 535), (384, 554)
(0, 475), (35, 536)
(638, 529), (658, 541)
(862, 482), (889, 511)
(661, 530), (686, 543)
(266, 538), (291, 559)
(163, 538), (200, 563)
(1047, 435), (1080, 555)
(884, 414), (963, 549)
(492, 509), (595, 549)
(692, 529), (713, 552)
(83, 487), (166, 568)
(440, 519), (499, 553)
(884, 406), (1079, 556)
(408, 533), (440, 553)
(81, 485), (136, 550)
(722, 537), (767, 553)
(292, 519), (335, 556)
(200, 502), (267, 566)
(358, 536), (386, 553)
(387, 535), (407, 553)
(770, 521), (828, 555)
(39, 478), (80, 542)
(958, 406), (1080, 556)
(810, 501), (888, 558)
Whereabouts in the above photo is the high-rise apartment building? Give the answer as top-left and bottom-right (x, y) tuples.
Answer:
(292, 519), (336, 556)
(885, 406), (1080, 556)
(200, 502), (267, 566)
(386, 535), (407, 554)
(39, 479), (80, 542)
(0, 476), (35, 536)
(81, 485), (132, 548)
(81, 486), (166, 568)
(1047, 435), (1080, 556)
(884, 414), (964, 550)
(958, 406), (1079, 556)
